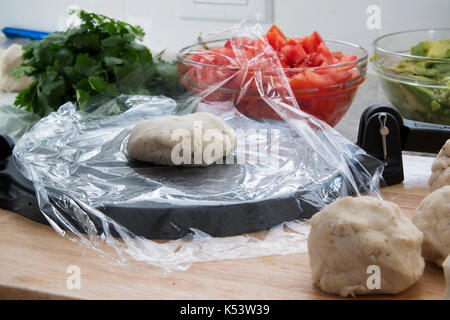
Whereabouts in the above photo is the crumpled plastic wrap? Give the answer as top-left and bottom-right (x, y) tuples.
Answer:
(12, 20), (383, 270)
(0, 104), (40, 142)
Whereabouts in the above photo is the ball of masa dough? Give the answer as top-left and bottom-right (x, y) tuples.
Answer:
(308, 196), (425, 297)
(413, 186), (450, 266)
(127, 112), (235, 166)
(429, 139), (450, 191)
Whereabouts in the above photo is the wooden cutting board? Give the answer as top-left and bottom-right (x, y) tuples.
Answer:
(0, 154), (446, 300)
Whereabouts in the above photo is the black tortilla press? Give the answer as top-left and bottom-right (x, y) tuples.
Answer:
(0, 104), (449, 239)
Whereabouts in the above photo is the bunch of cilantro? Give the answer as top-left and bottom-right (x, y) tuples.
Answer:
(13, 9), (179, 117)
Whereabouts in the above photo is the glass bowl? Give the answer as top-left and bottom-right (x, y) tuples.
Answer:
(373, 28), (450, 125)
(178, 39), (368, 127)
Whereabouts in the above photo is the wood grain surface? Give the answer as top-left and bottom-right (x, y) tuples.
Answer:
(0, 154), (446, 300)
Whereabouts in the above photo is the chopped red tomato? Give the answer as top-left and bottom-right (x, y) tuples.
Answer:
(329, 69), (352, 83)
(289, 72), (315, 91)
(309, 52), (324, 67)
(317, 42), (333, 64)
(301, 35), (316, 54)
(280, 43), (307, 66)
(266, 25), (286, 51)
(332, 51), (343, 59)
(185, 27), (359, 87)
(310, 31), (324, 47)
(305, 69), (336, 87)
(340, 54), (358, 64)
(181, 25), (364, 125)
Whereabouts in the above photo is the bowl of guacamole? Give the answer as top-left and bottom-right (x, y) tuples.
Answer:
(373, 29), (450, 125)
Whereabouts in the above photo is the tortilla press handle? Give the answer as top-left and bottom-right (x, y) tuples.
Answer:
(0, 134), (16, 209)
(401, 118), (450, 154)
(0, 134), (43, 222)
(0, 134), (35, 193)
(0, 133), (18, 193)
(0, 134), (14, 163)
(357, 104), (450, 186)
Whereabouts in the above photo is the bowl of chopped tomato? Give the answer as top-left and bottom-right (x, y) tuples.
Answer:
(178, 26), (368, 126)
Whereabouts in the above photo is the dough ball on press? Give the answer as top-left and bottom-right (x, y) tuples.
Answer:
(0, 44), (33, 92)
(413, 186), (450, 266)
(308, 196), (425, 297)
(429, 139), (450, 191)
(127, 112), (235, 166)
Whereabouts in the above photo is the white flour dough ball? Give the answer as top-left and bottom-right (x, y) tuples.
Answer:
(429, 139), (450, 191)
(308, 196), (425, 297)
(0, 44), (33, 92)
(127, 112), (235, 166)
(413, 186), (450, 266)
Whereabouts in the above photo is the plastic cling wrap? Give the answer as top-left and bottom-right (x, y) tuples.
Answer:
(12, 21), (383, 270)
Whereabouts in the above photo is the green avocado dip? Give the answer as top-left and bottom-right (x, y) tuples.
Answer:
(381, 39), (450, 125)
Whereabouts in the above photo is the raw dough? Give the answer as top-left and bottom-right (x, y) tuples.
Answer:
(412, 186), (450, 266)
(308, 196), (425, 297)
(0, 44), (33, 92)
(429, 139), (450, 191)
(444, 255), (450, 300)
(127, 112), (235, 166)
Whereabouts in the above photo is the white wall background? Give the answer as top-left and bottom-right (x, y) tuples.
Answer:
(0, 0), (449, 56)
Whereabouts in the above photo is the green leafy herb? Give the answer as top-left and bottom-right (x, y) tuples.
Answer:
(13, 9), (180, 117)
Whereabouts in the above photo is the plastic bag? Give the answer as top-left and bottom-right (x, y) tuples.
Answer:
(12, 20), (383, 270)
(0, 104), (40, 142)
